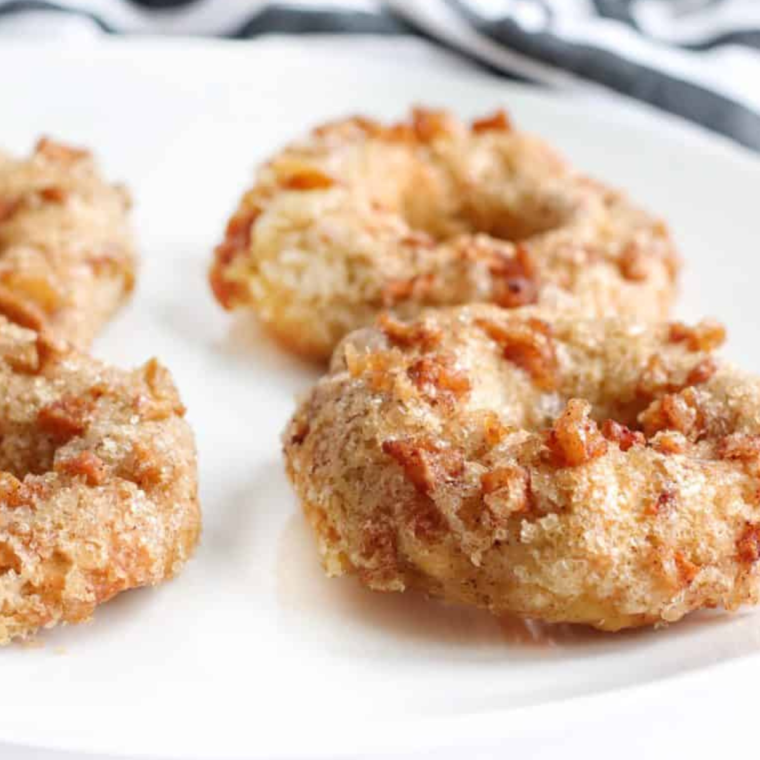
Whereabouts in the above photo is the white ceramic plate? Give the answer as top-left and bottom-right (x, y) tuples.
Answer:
(2, 37), (760, 760)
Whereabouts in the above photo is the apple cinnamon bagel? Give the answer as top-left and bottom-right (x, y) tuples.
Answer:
(283, 305), (760, 631)
(0, 317), (199, 643)
(211, 108), (679, 361)
(0, 138), (136, 347)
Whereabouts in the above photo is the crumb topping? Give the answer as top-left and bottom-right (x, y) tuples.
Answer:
(471, 109), (512, 134)
(477, 316), (557, 390)
(382, 437), (464, 496)
(668, 320), (726, 352)
(544, 399), (608, 467)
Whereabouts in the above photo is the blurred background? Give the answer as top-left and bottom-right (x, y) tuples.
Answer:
(1, 0), (758, 151)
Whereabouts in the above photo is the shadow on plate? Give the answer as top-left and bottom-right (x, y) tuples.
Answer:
(199, 462), (284, 564)
(157, 262), (321, 389)
(218, 313), (321, 384)
(276, 511), (760, 659)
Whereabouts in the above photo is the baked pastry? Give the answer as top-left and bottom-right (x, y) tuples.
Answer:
(0, 138), (136, 347)
(0, 318), (199, 643)
(212, 108), (678, 360)
(284, 305), (760, 631)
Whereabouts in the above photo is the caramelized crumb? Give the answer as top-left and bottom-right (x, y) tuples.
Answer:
(381, 273), (435, 307)
(650, 430), (688, 455)
(123, 442), (164, 490)
(601, 419), (645, 452)
(411, 107), (451, 142)
(344, 344), (380, 377)
(281, 168), (335, 191)
(38, 186), (67, 203)
(37, 396), (93, 443)
(471, 109), (512, 134)
(3, 346), (39, 375)
(481, 466), (518, 495)
(489, 246), (539, 309)
(34, 138), (89, 164)
(0, 330), (61, 376)
(668, 320), (726, 352)
(619, 244), (650, 281)
(56, 451), (107, 486)
(138, 359), (186, 420)
(377, 313), (442, 351)
(0, 285), (46, 331)
(0, 542), (21, 574)
(717, 433), (760, 462)
(407, 353), (471, 407)
(544, 399), (608, 468)
(382, 438), (464, 496)
(640, 388), (702, 440)
(686, 357), (718, 386)
(382, 123), (415, 142)
(737, 523), (760, 564)
(0, 473), (39, 509)
(477, 317), (557, 391)
(480, 464), (530, 523)
(34, 333), (65, 372)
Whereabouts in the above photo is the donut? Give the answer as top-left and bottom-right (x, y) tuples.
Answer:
(0, 138), (136, 347)
(283, 304), (760, 631)
(0, 317), (199, 643)
(211, 108), (679, 361)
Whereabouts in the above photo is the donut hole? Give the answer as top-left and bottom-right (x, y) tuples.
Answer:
(0, 388), (94, 486)
(363, 145), (576, 246)
(402, 184), (573, 244)
(459, 190), (573, 243)
(2, 434), (74, 483)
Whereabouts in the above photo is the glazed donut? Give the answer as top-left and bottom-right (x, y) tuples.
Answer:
(211, 108), (679, 361)
(0, 138), (136, 347)
(0, 317), (199, 643)
(283, 305), (760, 631)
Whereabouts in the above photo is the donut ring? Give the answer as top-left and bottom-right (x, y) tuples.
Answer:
(0, 138), (136, 347)
(284, 305), (760, 631)
(211, 108), (679, 361)
(0, 318), (199, 643)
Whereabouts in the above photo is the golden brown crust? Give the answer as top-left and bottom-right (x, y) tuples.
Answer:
(284, 305), (760, 631)
(0, 138), (136, 347)
(211, 107), (679, 360)
(0, 317), (199, 644)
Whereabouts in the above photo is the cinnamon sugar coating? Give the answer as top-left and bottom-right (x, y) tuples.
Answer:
(284, 305), (760, 631)
(0, 318), (199, 643)
(211, 108), (678, 360)
(0, 138), (136, 347)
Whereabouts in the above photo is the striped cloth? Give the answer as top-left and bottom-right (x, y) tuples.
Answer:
(2, 0), (759, 151)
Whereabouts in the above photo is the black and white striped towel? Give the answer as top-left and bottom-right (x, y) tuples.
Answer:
(2, 0), (759, 152)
